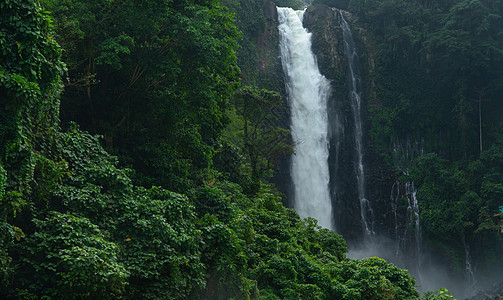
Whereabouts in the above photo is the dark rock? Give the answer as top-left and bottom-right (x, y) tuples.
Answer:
(304, 5), (364, 242)
(303, 5), (401, 243)
(262, 1), (292, 203)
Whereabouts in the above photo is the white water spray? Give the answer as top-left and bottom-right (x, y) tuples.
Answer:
(278, 7), (333, 230)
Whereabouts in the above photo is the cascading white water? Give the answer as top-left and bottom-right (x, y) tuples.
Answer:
(464, 244), (479, 295)
(278, 7), (333, 230)
(339, 12), (374, 235)
(390, 177), (422, 257)
(405, 181), (422, 256)
(405, 180), (424, 286)
(390, 180), (401, 254)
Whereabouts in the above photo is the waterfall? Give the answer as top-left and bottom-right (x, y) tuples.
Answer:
(339, 12), (374, 235)
(277, 7), (480, 298)
(277, 7), (333, 230)
(389, 174), (425, 284)
(464, 244), (479, 295)
(390, 180), (401, 254)
(390, 178), (420, 241)
(406, 181), (422, 258)
(406, 180), (424, 287)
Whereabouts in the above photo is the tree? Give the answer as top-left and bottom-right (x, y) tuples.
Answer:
(312, 0), (350, 9)
(43, 0), (241, 191)
(14, 212), (127, 298)
(230, 87), (293, 182)
(423, 0), (503, 157)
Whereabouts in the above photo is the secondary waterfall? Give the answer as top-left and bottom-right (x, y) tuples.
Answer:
(339, 13), (374, 235)
(406, 181), (422, 260)
(464, 243), (480, 295)
(278, 7), (333, 230)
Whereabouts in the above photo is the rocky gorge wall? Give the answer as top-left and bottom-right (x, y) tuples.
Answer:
(303, 4), (401, 245)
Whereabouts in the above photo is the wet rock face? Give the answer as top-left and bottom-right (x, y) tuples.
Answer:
(303, 5), (345, 78)
(302, 5), (398, 242)
(303, 5), (359, 241)
(257, 0), (284, 91)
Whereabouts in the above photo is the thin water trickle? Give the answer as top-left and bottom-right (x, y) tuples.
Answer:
(339, 12), (373, 235)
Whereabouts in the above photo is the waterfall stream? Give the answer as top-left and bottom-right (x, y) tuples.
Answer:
(339, 13), (374, 236)
(278, 7), (333, 230)
(406, 181), (422, 258)
(465, 243), (480, 294)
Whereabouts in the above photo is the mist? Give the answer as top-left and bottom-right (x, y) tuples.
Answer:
(346, 236), (502, 299)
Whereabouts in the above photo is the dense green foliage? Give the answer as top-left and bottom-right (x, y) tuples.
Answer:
(3, 0), (500, 297)
(312, 0), (349, 9)
(347, 0), (503, 276)
(423, 288), (456, 300)
(273, 0), (304, 9)
(0, 0), (422, 299)
(44, 0), (241, 192)
(0, 0), (66, 291)
(15, 212), (128, 298)
(349, 0), (503, 158)
(411, 142), (503, 273)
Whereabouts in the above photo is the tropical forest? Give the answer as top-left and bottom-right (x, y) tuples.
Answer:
(0, 0), (502, 299)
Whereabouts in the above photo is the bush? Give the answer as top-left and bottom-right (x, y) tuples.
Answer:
(13, 212), (127, 299)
